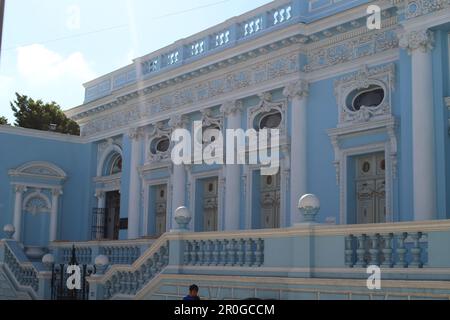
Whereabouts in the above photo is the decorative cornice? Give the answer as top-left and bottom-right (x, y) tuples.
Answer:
(398, 29), (435, 54)
(220, 100), (243, 116)
(168, 114), (189, 129)
(128, 127), (145, 140)
(283, 80), (309, 99)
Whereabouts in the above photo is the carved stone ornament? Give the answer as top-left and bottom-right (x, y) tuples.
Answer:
(334, 63), (395, 126)
(398, 29), (435, 54)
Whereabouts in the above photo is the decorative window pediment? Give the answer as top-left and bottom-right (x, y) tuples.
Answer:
(9, 162), (67, 184)
(148, 122), (172, 162)
(334, 64), (395, 127)
(248, 92), (287, 137)
(196, 108), (223, 146)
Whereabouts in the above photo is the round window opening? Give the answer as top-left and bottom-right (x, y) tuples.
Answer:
(259, 111), (282, 130)
(157, 138), (170, 152)
(348, 85), (385, 112)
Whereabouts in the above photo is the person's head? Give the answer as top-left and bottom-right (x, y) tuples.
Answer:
(189, 284), (199, 297)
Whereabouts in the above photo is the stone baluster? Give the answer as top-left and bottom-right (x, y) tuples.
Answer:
(245, 239), (253, 267)
(381, 233), (394, 268)
(104, 281), (112, 299)
(220, 240), (228, 266)
(190, 241), (198, 265)
(345, 235), (355, 268)
(255, 239), (264, 267)
(198, 241), (205, 265)
(369, 234), (380, 266)
(237, 239), (245, 266)
(184, 241), (192, 265)
(409, 232), (423, 268)
(355, 234), (367, 268)
(395, 233), (407, 268)
(213, 240), (220, 266)
(226, 240), (235, 266)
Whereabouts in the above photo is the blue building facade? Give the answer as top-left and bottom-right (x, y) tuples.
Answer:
(2, 0), (450, 300)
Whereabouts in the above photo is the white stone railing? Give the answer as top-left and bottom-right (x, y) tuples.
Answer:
(50, 239), (156, 265)
(82, 0), (296, 103)
(0, 240), (39, 294)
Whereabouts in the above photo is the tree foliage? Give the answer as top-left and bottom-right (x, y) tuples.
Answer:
(10, 93), (80, 135)
(0, 116), (8, 125)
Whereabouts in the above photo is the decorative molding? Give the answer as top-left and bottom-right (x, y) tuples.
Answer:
(14, 185), (28, 194)
(220, 100), (243, 116)
(128, 127), (145, 140)
(22, 191), (52, 215)
(282, 80), (309, 99)
(334, 63), (395, 126)
(304, 27), (399, 73)
(8, 161), (67, 181)
(393, 0), (450, 20)
(398, 29), (435, 54)
(328, 117), (398, 224)
(79, 52), (300, 137)
(168, 114), (189, 129)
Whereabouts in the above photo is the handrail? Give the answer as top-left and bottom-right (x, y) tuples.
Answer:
(0, 240), (39, 294)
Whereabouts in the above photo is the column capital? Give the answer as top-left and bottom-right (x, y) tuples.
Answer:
(283, 80), (309, 100)
(51, 188), (63, 197)
(220, 100), (243, 116)
(399, 29), (435, 55)
(168, 114), (189, 129)
(14, 185), (27, 194)
(128, 127), (145, 140)
(95, 190), (106, 199)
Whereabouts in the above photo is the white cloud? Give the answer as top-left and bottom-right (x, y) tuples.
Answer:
(16, 44), (95, 86)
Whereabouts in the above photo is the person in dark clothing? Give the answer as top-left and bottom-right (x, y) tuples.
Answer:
(183, 284), (200, 300)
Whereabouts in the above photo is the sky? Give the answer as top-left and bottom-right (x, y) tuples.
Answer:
(0, 0), (272, 123)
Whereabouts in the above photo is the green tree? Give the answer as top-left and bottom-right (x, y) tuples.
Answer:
(10, 93), (80, 135)
(0, 116), (8, 125)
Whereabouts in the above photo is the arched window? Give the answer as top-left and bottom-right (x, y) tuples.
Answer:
(103, 152), (122, 176)
(109, 154), (122, 175)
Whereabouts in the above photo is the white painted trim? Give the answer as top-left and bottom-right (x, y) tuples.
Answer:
(338, 142), (394, 225)
(96, 143), (123, 177)
(0, 125), (86, 143)
(9, 161), (67, 181)
(142, 178), (170, 237)
(188, 169), (223, 232)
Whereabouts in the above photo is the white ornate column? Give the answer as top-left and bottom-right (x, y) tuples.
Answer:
(49, 188), (62, 242)
(127, 127), (144, 239)
(94, 190), (106, 239)
(169, 115), (188, 229)
(399, 29), (437, 221)
(12, 185), (27, 241)
(283, 80), (309, 225)
(221, 101), (243, 231)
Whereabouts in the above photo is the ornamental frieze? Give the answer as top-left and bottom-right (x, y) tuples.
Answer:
(304, 28), (399, 73)
(80, 53), (300, 137)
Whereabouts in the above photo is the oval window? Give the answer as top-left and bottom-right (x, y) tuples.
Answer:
(349, 86), (385, 112)
(259, 112), (282, 130)
(151, 136), (170, 155)
(156, 138), (170, 153)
